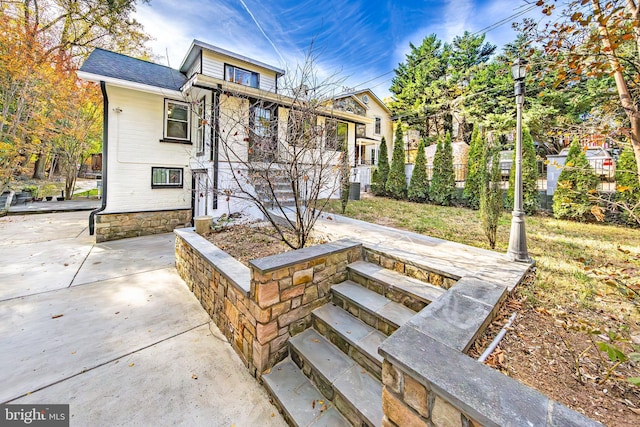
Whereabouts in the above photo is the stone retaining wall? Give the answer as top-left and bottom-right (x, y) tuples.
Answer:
(363, 247), (457, 289)
(96, 209), (191, 242)
(175, 227), (361, 376)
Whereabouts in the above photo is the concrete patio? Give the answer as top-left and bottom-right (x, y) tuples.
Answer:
(0, 211), (285, 426)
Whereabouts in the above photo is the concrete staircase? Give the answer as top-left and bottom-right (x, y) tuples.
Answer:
(252, 172), (297, 208)
(263, 260), (446, 426)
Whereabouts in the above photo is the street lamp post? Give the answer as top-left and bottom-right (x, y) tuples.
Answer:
(507, 58), (531, 263)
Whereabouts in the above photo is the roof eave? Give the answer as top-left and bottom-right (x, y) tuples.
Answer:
(77, 71), (183, 97)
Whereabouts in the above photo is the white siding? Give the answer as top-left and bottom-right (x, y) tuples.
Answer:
(186, 55), (202, 78)
(104, 85), (192, 213)
(202, 51), (225, 79)
(260, 74), (276, 92)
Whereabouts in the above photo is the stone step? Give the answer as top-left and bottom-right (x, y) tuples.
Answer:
(331, 281), (416, 335)
(347, 260), (445, 311)
(312, 303), (385, 380)
(263, 358), (350, 427)
(290, 328), (383, 427)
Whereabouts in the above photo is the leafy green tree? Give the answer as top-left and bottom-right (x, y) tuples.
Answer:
(429, 133), (456, 205)
(480, 146), (503, 249)
(615, 146), (640, 225)
(408, 139), (429, 202)
(386, 124), (408, 199)
(463, 126), (484, 209)
(506, 128), (539, 214)
(552, 139), (599, 221)
(371, 137), (389, 196)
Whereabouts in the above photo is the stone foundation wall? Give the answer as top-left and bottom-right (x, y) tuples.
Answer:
(96, 209), (191, 242)
(175, 228), (362, 376)
(363, 247), (457, 289)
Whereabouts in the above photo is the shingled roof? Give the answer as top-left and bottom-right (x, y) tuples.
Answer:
(80, 48), (187, 91)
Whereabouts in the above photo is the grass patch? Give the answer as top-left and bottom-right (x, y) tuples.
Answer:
(327, 196), (640, 326)
(74, 188), (100, 197)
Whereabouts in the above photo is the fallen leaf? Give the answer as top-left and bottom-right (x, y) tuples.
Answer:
(51, 314), (64, 319)
(71, 351), (76, 355)
(129, 363), (135, 367)
(312, 400), (315, 409)
(192, 374), (198, 380)
(312, 338), (319, 343)
(63, 263), (69, 267)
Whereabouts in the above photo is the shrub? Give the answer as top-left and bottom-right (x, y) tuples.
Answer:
(614, 146), (640, 225)
(408, 139), (429, 202)
(506, 127), (539, 215)
(480, 146), (504, 249)
(552, 138), (599, 221)
(429, 132), (456, 205)
(372, 137), (389, 196)
(463, 126), (484, 209)
(386, 124), (407, 199)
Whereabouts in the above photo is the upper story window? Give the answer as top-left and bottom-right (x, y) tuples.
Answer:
(164, 99), (190, 141)
(195, 97), (206, 155)
(374, 117), (381, 135)
(225, 64), (259, 88)
(356, 124), (366, 138)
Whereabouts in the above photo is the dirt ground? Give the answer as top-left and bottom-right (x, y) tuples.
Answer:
(205, 221), (639, 426)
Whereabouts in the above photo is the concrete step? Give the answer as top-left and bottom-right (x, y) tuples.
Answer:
(263, 359), (350, 427)
(331, 281), (416, 335)
(312, 304), (385, 380)
(290, 329), (383, 427)
(347, 260), (445, 311)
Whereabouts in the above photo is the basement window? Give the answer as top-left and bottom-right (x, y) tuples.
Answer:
(152, 167), (183, 188)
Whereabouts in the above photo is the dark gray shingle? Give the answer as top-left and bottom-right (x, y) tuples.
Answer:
(80, 48), (187, 91)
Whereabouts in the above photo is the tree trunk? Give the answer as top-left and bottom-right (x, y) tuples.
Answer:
(593, 0), (640, 182)
(32, 151), (46, 179)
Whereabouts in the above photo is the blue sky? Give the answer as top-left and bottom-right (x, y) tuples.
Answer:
(133, 0), (541, 98)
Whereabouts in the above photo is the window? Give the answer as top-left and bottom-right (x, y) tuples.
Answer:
(151, 167), (183, 188)
(195, 97), (205, 155)
(374, 117), (381, 135)
(287, 110), (317, 147)
(249, 104), (277, 161)
(325, 119), (348, 151)
(225, 64), (259, 88)
(356, 123), (366, 138)
(164, 100), (190, 141)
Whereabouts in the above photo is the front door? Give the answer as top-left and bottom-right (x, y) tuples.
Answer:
(193, 172), (209, 217)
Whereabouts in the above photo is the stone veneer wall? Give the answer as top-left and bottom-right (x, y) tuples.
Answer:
(363, 247), (457, 289)
(96, 209), (191, 242)
(174, 227), (362, 377)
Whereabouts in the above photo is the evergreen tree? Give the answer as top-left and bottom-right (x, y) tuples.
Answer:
(429, 132), (456, 205)
(552, 138), (599, 221)
(408, 139), (429, 202)
(463, 126), (484, 209)
(372, 137), (389, 196)
(480, 145), (504, 249)
(506, 127), (539, 214)
(386, 123), (408, 199)
(615, 146), (640, 225)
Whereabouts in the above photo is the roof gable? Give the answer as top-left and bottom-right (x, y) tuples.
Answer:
(334, 88), (391, 114)
(79, 48), (187, 91)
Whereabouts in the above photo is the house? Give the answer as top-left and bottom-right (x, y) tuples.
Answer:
(78, 40), (370, 242)
(331, 89), (393, 190)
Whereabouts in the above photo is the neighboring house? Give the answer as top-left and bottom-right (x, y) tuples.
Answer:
(425, 141), (469, 182)
(332, 89), (393, 189)
(78, 40), (369, 242)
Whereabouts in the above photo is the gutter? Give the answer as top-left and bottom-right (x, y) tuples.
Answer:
(89, 81), (109, 235)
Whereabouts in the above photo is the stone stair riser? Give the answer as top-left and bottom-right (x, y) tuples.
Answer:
(332, 293), (396, 336)
(348, 273), (427, 312)
(312, 315), (382, 381)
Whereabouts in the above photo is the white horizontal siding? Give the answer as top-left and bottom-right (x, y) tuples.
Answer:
(202, 51), (225, 80)
(260, 74), (276, 92)
(104, 86), (192, 213)
(186, 55), (201, 78)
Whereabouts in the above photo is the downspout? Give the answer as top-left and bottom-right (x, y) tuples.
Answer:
(89, 81), (108, 235)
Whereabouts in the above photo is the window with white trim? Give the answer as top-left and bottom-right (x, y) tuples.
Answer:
(164, 100), (191, 141)
(225, 64), (259, 88)
(152, 167), (183, 188)
(195, 97), (205, 155)
(374, 117), (381, 135)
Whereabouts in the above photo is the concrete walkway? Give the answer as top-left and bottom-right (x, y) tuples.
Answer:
(0, 212), (285, 426)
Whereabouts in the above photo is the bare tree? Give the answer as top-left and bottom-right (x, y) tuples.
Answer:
(189, 52), (350, 249)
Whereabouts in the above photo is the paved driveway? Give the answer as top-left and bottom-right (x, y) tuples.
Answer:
(0, 212), (285, 426)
